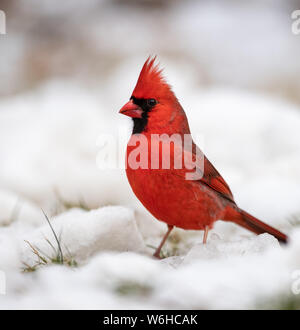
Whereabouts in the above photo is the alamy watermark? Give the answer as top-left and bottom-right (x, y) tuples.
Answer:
(0, 271), (6, 295)
(291, 10), (300, 35)
(291, 270), (300, 295)
(0, 10), (6, 34)
(96, 128), (205, 181)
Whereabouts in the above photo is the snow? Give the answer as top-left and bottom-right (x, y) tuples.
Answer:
(22, 206), (146, 265)
(0, 189), (42, 227)
(1, 230), (300, 309)
(0, 75), (299, 309)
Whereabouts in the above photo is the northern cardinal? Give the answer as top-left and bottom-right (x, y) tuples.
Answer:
(119, 57), (287, 258)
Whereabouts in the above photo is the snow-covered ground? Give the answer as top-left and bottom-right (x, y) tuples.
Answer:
(0, 62), (300, 309)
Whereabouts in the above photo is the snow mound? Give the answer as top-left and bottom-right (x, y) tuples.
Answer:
(0, 189), (42, 227)
(2, 233), (295, 310)
(183, 233), (280, 264)
(22, 206), (146, 266)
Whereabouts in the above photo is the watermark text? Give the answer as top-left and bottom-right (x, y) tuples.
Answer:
(0, 10), (6, 35)
(0, 271), (6, 295)
(96, 130), (205, 181)
(292, 10), (300, 35)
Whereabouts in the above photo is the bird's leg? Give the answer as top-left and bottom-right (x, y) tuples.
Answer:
(153, 225), (174, 259)
(203, 225), (209, 244)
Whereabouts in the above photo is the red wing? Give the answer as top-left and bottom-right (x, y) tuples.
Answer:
(171, 142), (235, 203)
(200, 156), (235, 203)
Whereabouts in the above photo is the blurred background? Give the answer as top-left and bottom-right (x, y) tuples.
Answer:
(1, 0), (300, 100)
(1, 0), (300, 309)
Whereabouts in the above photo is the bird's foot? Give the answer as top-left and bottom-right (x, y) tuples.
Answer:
(153, 225), (174, 259)
(203, 225), (209, 244)
(153, 251), (162, 259)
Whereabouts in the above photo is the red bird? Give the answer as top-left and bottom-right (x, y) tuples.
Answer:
(119, 57), (287, 258)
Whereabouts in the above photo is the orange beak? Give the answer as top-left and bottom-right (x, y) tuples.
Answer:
(119, 100), (143, 118)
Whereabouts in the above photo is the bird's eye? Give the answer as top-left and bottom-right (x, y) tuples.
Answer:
(147, 98), (157, 107)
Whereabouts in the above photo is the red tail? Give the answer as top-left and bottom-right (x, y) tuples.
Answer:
(226, 207), (288, 243)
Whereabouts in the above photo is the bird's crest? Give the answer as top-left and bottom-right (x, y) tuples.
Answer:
(132, 56), (176, 101)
